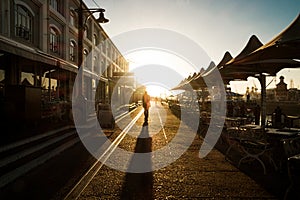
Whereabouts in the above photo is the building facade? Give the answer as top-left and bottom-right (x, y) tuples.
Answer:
(266, 76), (300, 102)
(276, 76), (288, 101)
(0, 0), (130, 128)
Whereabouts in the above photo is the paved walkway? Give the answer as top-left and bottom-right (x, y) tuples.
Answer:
(79, 103), (278, 199)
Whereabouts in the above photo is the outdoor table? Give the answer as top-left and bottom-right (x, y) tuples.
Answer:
(225, 117), (247, 127)
(266, 128), (300, 138)
(265, 128), (300, 171)
(286, 115), (300, 128)
(239, 124), (261, 130)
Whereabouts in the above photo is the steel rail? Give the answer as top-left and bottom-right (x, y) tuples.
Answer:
(0, 108), (138, 189)
(64, 109), (143, 200)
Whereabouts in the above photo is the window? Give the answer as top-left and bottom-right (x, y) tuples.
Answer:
(41, 69), (58, 102)
(84, 19), (92, 40)
(15, 5), (32, 41)
(0, 69), (4, 83)
(93, 34), (97, 46)
(93, 56), (97, 72)
(50, 27), (59, 53)
(0, 69), (5, 98)
(70, 10), (76, 27)
(50, 0), (58, 11)
(50, 0), (64, 15)
(100, 57), (104, 74)
(50, 0), (58, 10)
(70, 40), (76, 61)
(84, 25), (88, 38)
(21, 72), (34, 86)
(83, 49), (88, 67)
(106, 42), (110, 55)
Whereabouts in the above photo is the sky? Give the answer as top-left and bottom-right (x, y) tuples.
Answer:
(84, 0), (300, 95)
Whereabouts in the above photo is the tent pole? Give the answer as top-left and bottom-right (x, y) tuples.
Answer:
(260, 74), (266, 129)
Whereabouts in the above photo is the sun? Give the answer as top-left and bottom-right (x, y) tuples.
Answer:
(125, 49), (198, 99)
(146, 85), (171, 98)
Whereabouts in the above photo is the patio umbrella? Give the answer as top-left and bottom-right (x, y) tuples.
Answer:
(201, 52), (233, 83)
(171, 67), (208, 91)
(188, 63), (215, 90)
(190, 52), (233, 88)
(219, 35), (264, 80)
(210, 51), (234, 84)
(234, 13), (300, 68)
(171, 77), (193, 91)
(216, 51), (233, 69)
(224, 14), (300, 127)
(171, 72), (200, 91)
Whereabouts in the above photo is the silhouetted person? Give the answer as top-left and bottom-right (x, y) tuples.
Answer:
(142, 91), (150, 125)
(240, 103), (246, 117)
(254, 104), (260, 125)
(246, 87), (250, 102)
(227, 102), (233, 117)
(274, 106), (284, 128)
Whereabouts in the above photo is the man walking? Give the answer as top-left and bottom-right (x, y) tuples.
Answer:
(142, 91), (151, 125)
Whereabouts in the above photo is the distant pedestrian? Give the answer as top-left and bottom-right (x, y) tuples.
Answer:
(245, 87), (250, 102)
(142, 91), (151, 125)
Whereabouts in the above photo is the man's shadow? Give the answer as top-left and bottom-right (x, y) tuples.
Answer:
(120, 126), (154, 200)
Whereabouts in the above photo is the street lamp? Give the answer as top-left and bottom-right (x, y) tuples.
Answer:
(75, 0), (109, 96)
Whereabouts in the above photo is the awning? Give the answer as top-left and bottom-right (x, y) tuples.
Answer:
(56, 59), (78, 73)
(0, 36), (57, 66)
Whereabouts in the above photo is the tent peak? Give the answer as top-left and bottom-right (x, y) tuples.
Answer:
(216, 51), (233, 68)
(261, 13), (300, 48)
(225, 34), (263, 65)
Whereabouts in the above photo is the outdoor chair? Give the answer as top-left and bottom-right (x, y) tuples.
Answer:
(223, 126), (241, 161)
(266, 114), (273, 128)
(223, 122), (254, 160)
(281, 136), (300, 199)
(198, 111), (210, 133)
(224, 126), (277, 174)
(237, 128), (277, 174)
(282, 136), (300, 162)
(284, 154), (300, 200)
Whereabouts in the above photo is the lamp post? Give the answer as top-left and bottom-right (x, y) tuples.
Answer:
(75, 0), (109, 96)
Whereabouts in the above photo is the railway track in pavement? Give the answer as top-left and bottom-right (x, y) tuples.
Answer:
(0, 103), (181, 199)
(0, 107), (137, 192)
(64, 109), (144, 199)
(64, 103), (175, 199)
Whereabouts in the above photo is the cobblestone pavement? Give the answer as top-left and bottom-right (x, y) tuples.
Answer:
(79, 103), (277, 199)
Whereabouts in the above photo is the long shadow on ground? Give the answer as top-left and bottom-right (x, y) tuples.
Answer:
(120, 125), (154, 200)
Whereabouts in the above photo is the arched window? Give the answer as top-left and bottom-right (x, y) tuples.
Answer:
(93, 34), (97, 46)
(15, 4), (33, 41)
(70, 40), (76, 61)
(84, 25), (88, 38)
(70, 10), (76, 27)
(50, 27), (59, 53)
(83, 49), (89, 67)
(93, 56), (97, 72)
(50, 0), (59, 12)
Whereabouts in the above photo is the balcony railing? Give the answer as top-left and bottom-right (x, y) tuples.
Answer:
(16, 26), (31, 41)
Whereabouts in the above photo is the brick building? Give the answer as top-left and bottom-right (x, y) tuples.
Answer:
(0, 0), (130, 128)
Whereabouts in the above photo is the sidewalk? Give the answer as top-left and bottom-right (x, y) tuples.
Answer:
(152, 130), (277, 199)
(79, 104), (279, 199)
(2, 103), (283, 199)
(213, 129), (289, 199)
